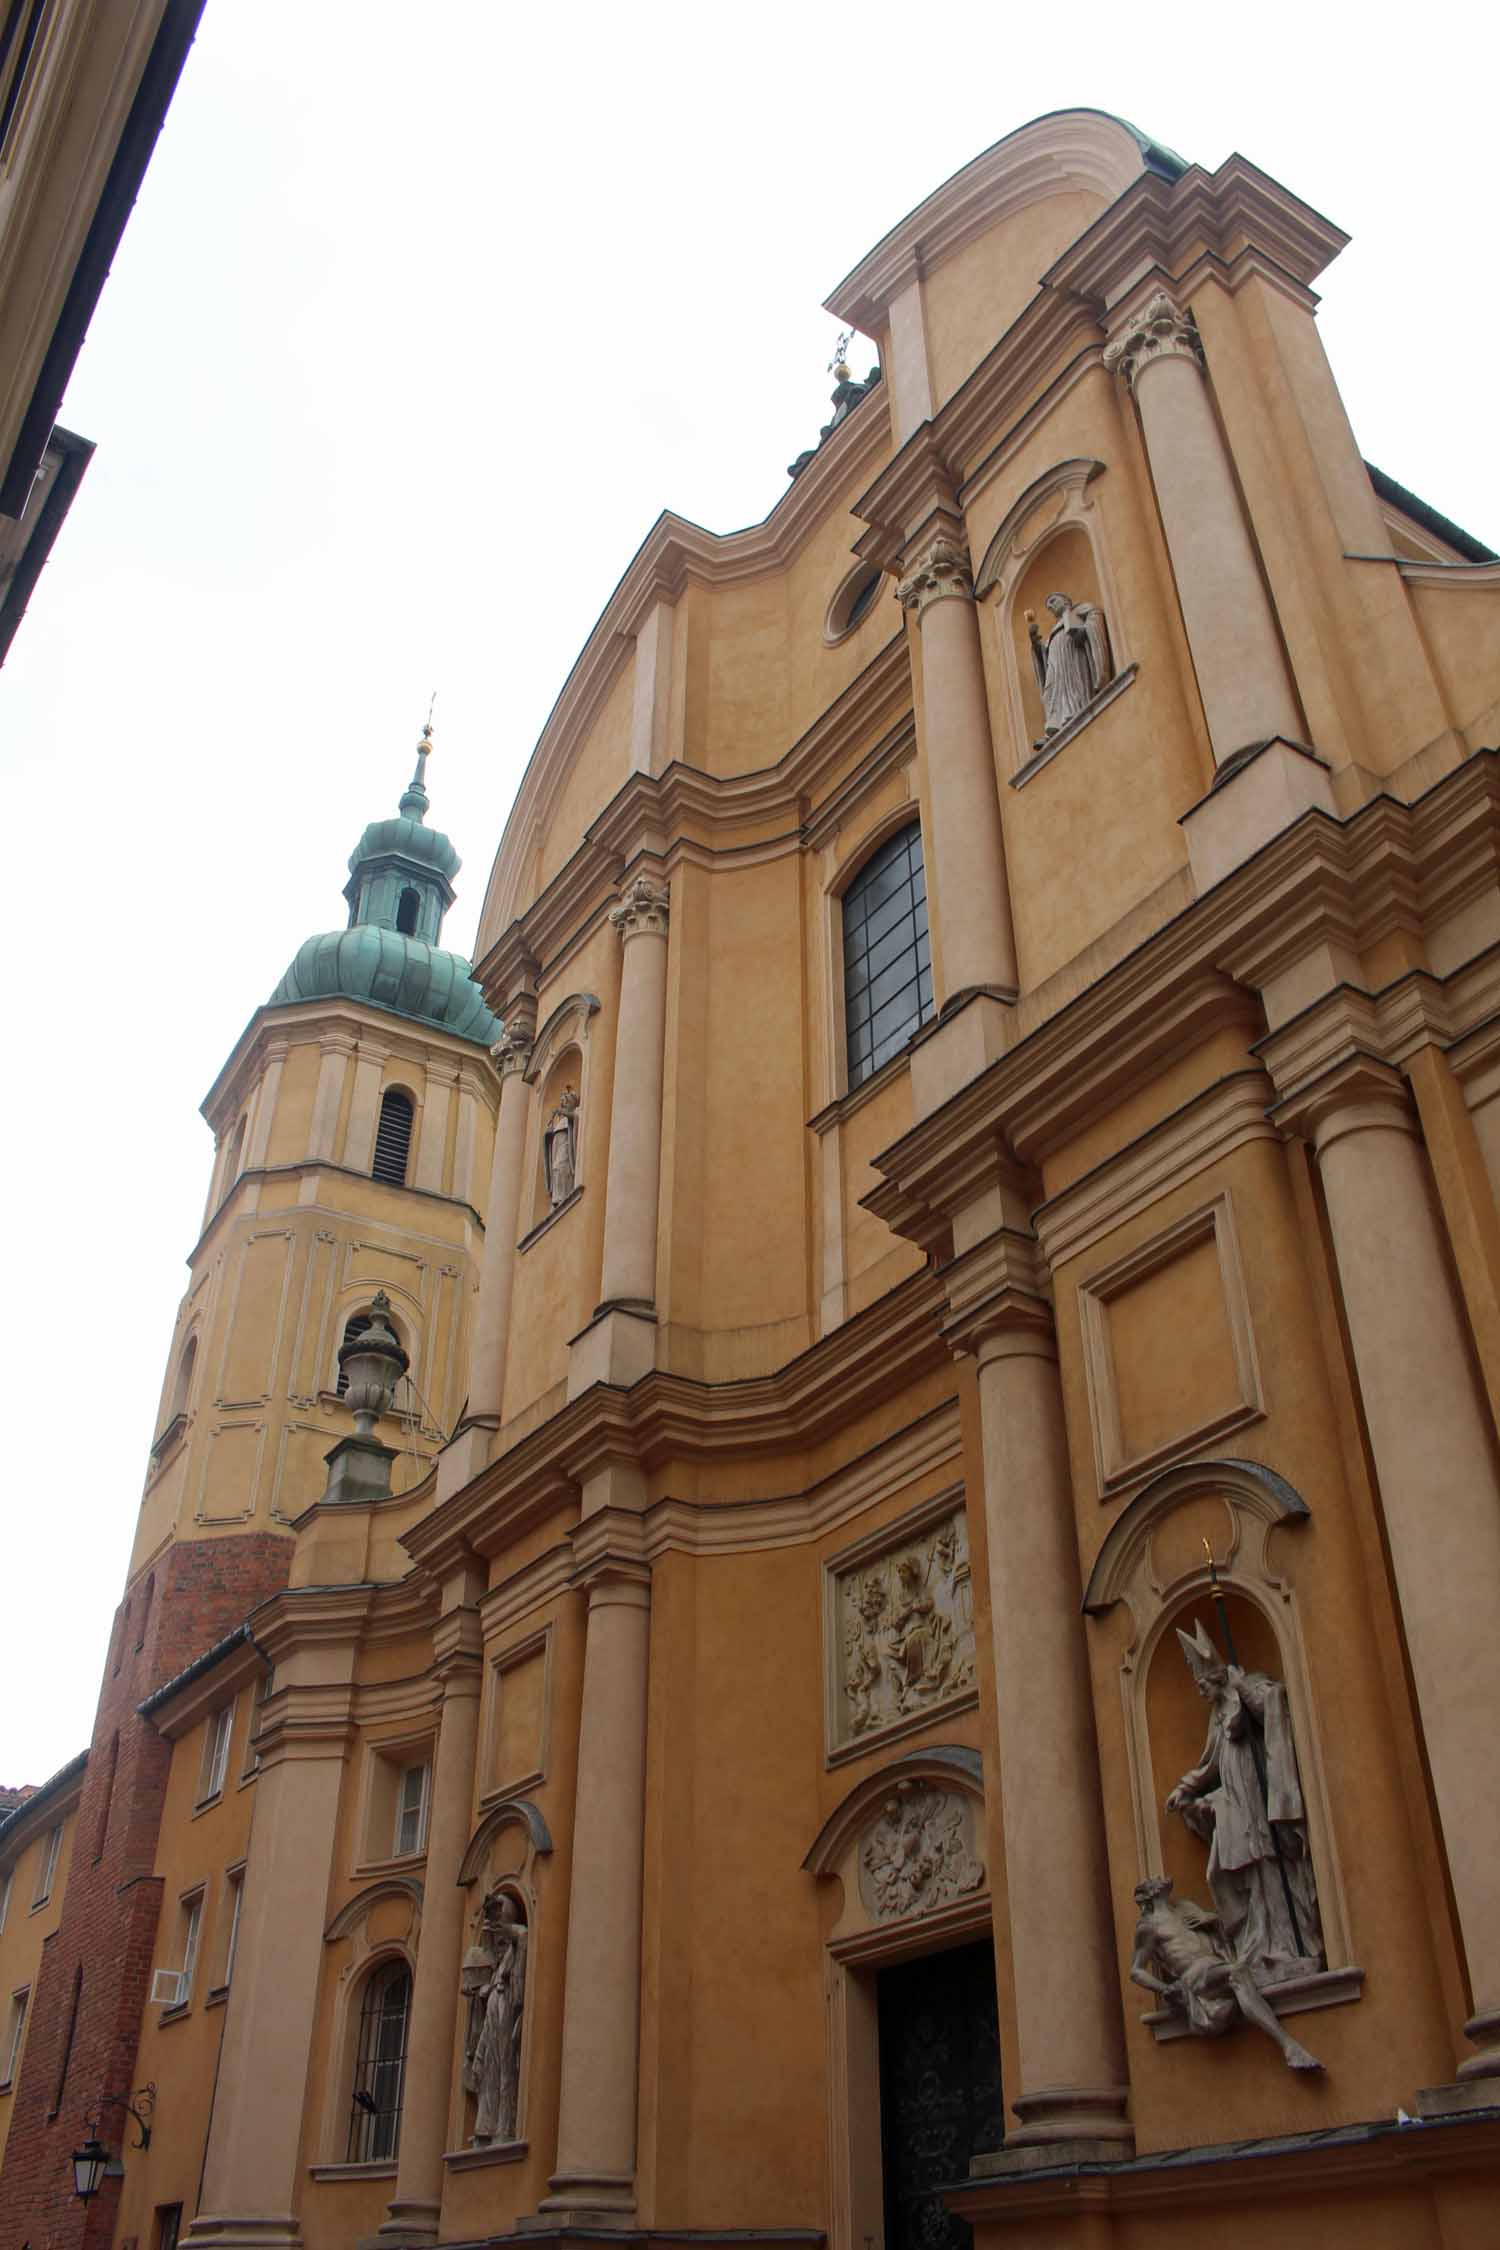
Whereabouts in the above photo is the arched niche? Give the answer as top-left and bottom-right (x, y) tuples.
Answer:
(1083, 1456), (1355, 1982)
(522, 994), (599, 1236)
(453, 1799), (552, 2158)
(974, 457), (1132, 774)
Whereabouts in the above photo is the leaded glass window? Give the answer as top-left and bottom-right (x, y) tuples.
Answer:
(348, 1960), (411, 2163)
(842, 823), (933, 1090)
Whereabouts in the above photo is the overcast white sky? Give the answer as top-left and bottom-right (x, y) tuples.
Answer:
(2, 2), (1496, 1784)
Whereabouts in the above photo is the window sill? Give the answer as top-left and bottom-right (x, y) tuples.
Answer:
(443, 2138), (527, 2172)
(517, 1185), (582, 1255)
(351, 1849), (427, 1881)
(0, 2078), (13, 2097)
(808, 1043), (915, 1137)
(308, 2159), (398, 2183)
(192, 1791), (225, 1819)
(204, 1985), (229, 2010)
(28, 1897), (52, 1915)
(157, 2002), (192, 2026)
(1009, 664), (1137, 789)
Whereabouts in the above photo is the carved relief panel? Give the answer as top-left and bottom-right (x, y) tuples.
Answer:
(858, 1782), (984, 1924)
(825, 1492), (977, 1763)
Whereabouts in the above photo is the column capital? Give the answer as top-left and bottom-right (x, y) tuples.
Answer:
(1269, 1051), (1417, 1155)
(489, 1024), (533, 1080)
(609, 872), (670, 941)
(1102, 290), (1203, 392)
(897, 532), (974, 618)
(938, 1227), (1056, 1362)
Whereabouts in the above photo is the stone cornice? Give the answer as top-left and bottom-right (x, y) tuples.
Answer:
(203, 996), (502, 1137)
(476, 398), (892, 946)
(1042, 152), (1349, 316)
(865, 752), (1500, 1241)
(403, 1266), (950, 1575)
(472, 634), (912, 1000)
(823, 110), (1153, 333)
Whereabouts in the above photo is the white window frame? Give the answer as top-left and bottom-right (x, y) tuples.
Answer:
(243, 1668), (273, 1778)
(0, 1866), (11, 1933)
(224, 1872), (244, 1988)
(4, 1987), (27, 2082)
(177, 1891), (204, 2006)
(393, 1762), (430, 1858)
(33, 1824), (61, 1906)
(198, 1703), (234, 1806)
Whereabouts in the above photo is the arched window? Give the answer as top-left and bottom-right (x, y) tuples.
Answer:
(336, 1312), (371, 1399)
(841, 823), (933, 1090)
(171, 1335), (197, 1424)
(372, 1090), (414, 1186)
(347, 1959), (410, 2162)
(396, 888), (420, 937)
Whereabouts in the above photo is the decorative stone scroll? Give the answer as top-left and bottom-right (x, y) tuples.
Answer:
(832, 1503), (976, 1753)
(858, 1781), (984, 1923)
(1102, 291), (1204, 391)
(608, 874), (670, 941)
(897, 535), (974, 618)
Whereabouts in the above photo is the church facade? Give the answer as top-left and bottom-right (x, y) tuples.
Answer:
(4, 106), (1500, 2250)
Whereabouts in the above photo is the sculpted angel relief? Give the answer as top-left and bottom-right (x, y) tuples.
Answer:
(840, 1509), (976, 1744)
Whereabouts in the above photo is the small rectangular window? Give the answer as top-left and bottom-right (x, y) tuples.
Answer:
(155, 2203), (183, 2250)
(199, 1704), (234, 1805)
(3, 1987), (27, 2082)
(393, 1763), (430, 1858)
(0, 1867), (11, 1932)
(243, 1669), (273, 1776)
(32, 1824), (61, 1905)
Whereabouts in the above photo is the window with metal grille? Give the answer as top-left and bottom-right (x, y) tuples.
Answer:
(372, 1090), (414, 1185)
(347, 1960), (411, 2163)
(841, 823), (933, 1090)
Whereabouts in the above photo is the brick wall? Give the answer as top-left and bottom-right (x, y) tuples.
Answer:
(1, 1534), (289, 2250)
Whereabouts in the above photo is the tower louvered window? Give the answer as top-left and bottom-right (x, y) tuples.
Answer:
(372, 1090), (414, 1185)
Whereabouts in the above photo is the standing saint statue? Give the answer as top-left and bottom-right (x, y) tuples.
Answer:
(543, 1088), (580, 1208)
(1166, 1618), (1322, 1984)
(1025, 591), (1112, 742)
(461, 1891), (528, 2144)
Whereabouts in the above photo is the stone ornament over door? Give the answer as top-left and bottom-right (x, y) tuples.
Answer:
(827, 1495), (977, 1759)
(858, 1781), (984, 1924)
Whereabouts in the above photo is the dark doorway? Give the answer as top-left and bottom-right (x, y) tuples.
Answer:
(876, 1938), (1004, 2250)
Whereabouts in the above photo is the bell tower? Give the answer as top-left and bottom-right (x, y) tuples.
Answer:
(0, 728), (500, 2250)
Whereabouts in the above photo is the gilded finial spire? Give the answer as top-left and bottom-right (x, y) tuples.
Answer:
(400, 693), (436, 822)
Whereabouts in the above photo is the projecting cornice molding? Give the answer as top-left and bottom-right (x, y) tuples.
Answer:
(476, 397), (892, 946)
(823, 110), (1155, 333)
(404, 1266), (951, 1577)
(865, 751), (1500, 1242)
(472, 635), (913, 996)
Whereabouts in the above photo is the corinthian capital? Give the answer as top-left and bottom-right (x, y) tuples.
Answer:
(1102, 291), (1204, 390)
(897, 535), (974, 618)
(609, 873), (670, 941)
(490, 996), (537, 1079)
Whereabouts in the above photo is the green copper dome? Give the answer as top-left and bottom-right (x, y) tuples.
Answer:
(269, 728), (500, 1047)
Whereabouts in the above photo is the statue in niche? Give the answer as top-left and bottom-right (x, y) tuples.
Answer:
(1130, 1876), (1322, 2071)
(839, 1510), (975, 1741)
(461, 1890), (528, 2144)
(1025, 591), (1112, 743)
(543, 1087), (580, 1208)
(860, 1782), (983, 1923)
(1165, 1618), (1323, 1984)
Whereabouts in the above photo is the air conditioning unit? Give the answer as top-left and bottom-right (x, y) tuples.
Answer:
(150, 1968), (186, 2007)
